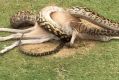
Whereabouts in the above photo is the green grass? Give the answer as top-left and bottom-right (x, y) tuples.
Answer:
(0, 0), (119, 80)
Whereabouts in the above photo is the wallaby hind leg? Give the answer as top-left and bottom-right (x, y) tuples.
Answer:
(0, 24), (58, 41)
(0, 27), (34, 33)
(0, 37), (55, 54)
(0, 32), (43, 41)
(0, 23), (41, 41)
(0, 27), (35, 41)
(0, 32), (56, 41)
(0, 33), (24, 41)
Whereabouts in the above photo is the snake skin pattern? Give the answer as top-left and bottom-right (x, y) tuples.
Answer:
(67, 6), (119, 31)
(10, 6), (119, 56)
(10, 10), (36, 29)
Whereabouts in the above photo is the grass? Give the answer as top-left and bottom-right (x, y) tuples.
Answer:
(0, 0), (119, 80)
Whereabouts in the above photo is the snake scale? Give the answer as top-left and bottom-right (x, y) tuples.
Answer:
(10, 10), (36, 29)
(10, 6), (119, 56)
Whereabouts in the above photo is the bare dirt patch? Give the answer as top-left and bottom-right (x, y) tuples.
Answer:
(20, 40), (95, 58)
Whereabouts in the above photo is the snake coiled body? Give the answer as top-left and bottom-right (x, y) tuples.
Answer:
(10, 6), (119, 56)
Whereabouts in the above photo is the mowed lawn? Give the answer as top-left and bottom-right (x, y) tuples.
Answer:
(0, 0), (119, 80)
